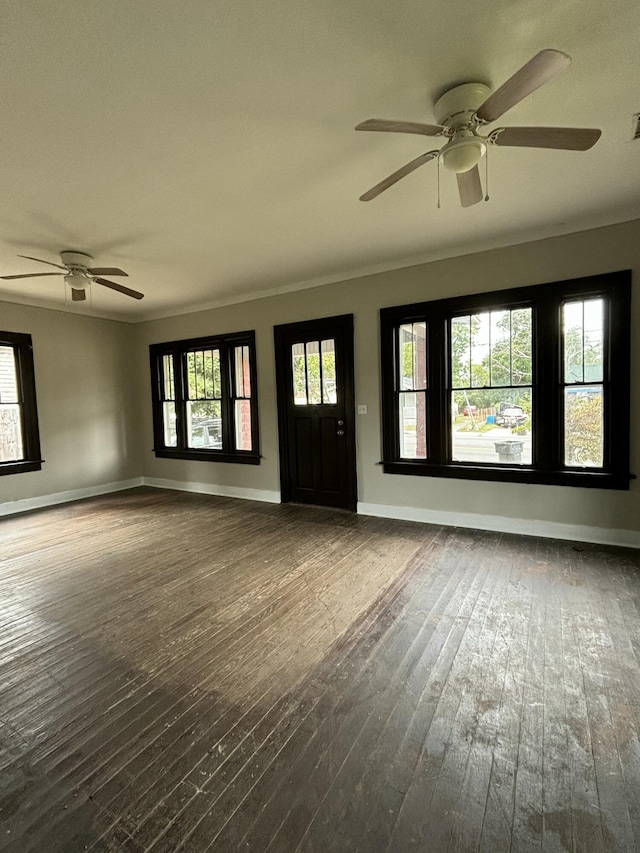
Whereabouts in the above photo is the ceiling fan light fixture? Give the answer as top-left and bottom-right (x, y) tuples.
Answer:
(440, 137), (486, 173)
(64, 272), (88, 289)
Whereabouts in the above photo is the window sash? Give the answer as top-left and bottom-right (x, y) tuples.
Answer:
(380, 271), (631, 489)
(150, 332), (259, 464)
(0, 333), (42, 475)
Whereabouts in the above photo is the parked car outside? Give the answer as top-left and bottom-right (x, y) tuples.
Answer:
(463, 405), (478, 416)
(495, 406), (527, 427)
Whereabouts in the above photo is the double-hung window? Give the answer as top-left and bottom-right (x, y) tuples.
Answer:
(380, 271), (632, 489)
(150, 331), (259, 464)
(0, 331), (42, 476)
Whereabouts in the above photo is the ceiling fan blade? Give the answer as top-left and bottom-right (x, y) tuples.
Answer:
(94, 277), (144, 300)
(71, 288), (86, 302)
(87, 267), (129, 277)
(476, 49), (571, 123)
(0, 272), (65, 280)
(360, 150), (440, 201)
(17, 254), (68, 270)
(356, 119), (446, 137)
(492, 126), (601, 150)
(457, 166), (483, 208)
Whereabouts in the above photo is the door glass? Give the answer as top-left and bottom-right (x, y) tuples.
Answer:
(321, 339), (337, 403)
(306, 341), (321, 404)
(291, 338), (339, 405)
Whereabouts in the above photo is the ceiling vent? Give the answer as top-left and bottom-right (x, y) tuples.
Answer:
(633, 113), (640, 140)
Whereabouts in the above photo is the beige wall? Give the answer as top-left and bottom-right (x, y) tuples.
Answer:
(136, 219), (640, 539)
(0, 301), (141, 504)
(1, 220), (637, 540)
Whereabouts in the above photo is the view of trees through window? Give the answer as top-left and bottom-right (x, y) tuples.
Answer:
(563, 298), (604, 468)
(292, 339), (337, 405)
(449, 308), (533, 465)
(153, 332), (257, 460)
(396, 302), (606, 468)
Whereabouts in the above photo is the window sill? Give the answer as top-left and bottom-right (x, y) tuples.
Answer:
(153, 449), (260, 465)
(382, 460), (632, 490)
(0, 460), (43, 476)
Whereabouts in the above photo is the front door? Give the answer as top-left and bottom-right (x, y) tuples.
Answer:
(274, 314), (357, 510)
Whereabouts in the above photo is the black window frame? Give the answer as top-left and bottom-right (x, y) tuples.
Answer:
(0, 331), (42, 476)
(150, 330), (260, 465)
(380, 270), (632, 489)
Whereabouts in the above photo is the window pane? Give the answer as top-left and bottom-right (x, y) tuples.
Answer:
(0, 405), (23, 461)
(235, 400), (252, 451)
(470, 313), (490, 388)
(564, 386), (603, 468)
(235, 345), (251, 398)
(292, 343), (307, 405)
(564, 299), (603, 384)
(489, 311), (511, 386)
(162, 355), (175, 401)
(0, 345), (20, 403)
(306, 341), (321, 405)
(399, 391), (427, 459)
(399, 323), (427, 390)
(452, 308), (532, 389)
(451, 388), (532, 465)
(162, 402), (177, 447)
(451, 316), (471, 389)
(187, 349), (220, 400)
(186, 399), (223, 449)
(1, 346), (24, 461)
(510, 308), (532, 385)
(321, 339), (337, 403)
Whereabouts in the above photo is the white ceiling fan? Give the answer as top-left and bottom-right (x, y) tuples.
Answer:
(0, 251), (144, 301)
(356, 49), (601, 207)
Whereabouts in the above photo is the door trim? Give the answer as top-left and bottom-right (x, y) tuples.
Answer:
(274, 314), (357, 511)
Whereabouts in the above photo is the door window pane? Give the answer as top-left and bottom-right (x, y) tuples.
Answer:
(306, 341), (321, 404)
(292, 343), (307, 405)
(321, 339), (337, 403)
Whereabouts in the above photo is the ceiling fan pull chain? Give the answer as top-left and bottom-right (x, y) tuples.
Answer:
(436, 156), (441, 208)
(484, 147), (490, 202)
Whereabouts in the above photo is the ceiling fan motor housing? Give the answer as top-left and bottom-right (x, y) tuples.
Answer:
(60, 250), (93, 270)
(434, 83), (491, 173)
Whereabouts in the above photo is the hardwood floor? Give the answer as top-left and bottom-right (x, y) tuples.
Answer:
(1, 488), (640, 852)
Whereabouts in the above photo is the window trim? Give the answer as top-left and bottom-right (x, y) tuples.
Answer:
(149, 330), (260, 465)
(380, 271), (632, 489)
(0, 331), (42, 476)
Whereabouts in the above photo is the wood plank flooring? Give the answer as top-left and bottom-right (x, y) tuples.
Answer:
(1, 488), (640, 851)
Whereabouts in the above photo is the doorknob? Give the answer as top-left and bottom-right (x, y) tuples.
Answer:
(337, 429), (345, 436)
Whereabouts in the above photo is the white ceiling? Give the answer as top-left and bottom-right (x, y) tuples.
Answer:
(0, 0), (638, 322)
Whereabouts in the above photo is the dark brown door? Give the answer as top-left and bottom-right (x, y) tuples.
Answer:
(274, 314), (357, 510)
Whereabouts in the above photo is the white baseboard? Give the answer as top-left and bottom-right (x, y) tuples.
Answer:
(0, 478), (144, 517)
(357, 501), (640, 550)
(142, 476), (281, 504)
(3, 477), (637, 549)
